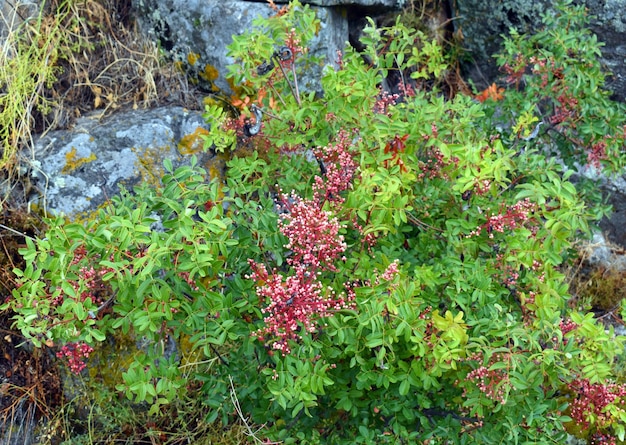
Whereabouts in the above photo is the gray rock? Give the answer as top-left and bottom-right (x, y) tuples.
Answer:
(581, 232), (626, 270)
(0, 0), (39, 40)
(274, 0), (405, 6)
(600, 175), (626, 249)
(585, 0), (626, 102)
(454, 0), (626, 101)
(132, 0), (351, 94)
(31, 107), (213, 217)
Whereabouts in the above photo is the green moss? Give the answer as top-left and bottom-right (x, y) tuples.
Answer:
(568, 260), (626, 313)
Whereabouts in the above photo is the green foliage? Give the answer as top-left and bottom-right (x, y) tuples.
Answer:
(6, 157), (237, 410)
(4, 1), (626, 443)
(490, 0), (626, 174)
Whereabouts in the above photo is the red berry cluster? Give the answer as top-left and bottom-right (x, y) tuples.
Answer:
(465, 365), (511, 405)
(568, 378), (626, 431)
(56, 342), (94, 374)
(312, 129), (358, 206)
(469, 198), (537, 238)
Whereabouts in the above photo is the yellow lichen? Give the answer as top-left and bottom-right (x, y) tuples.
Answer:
(174, 60), (185, 73)
(62, 146), (97, 174)
(202, 96), (220, 108)
(199, 64), (219, 82)
(70, 200), (111, 225)
(132, 145), (170, 189)
(187, 52), (200, 66)
(178, 127), (210, 155)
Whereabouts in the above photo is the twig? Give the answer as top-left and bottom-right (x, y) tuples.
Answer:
(273, 55), (300, 106)
(290, 63), (300, 105)
(229, 375), (281, 444)
(406, 212), (444, 233)
(0, 223), (36, 241)
(209, 343), (229, 367)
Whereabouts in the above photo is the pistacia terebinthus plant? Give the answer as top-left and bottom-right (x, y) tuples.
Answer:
(5, 0), (626, 442)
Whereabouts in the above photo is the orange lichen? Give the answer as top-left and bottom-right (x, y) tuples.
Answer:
(62, 146), (97, 174)
(178, 127), (210, 155)
(200, 64), (219, 83)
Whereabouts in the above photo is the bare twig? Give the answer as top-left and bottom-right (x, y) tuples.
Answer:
(0, 222), (36, 241)
(229, 375), (281, 444)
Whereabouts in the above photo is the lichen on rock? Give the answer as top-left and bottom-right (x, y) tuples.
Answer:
(32, 107), (214, 218)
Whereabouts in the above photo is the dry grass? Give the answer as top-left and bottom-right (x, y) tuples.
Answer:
(0, 0), (198, 207)
(43, 0), (198, 126)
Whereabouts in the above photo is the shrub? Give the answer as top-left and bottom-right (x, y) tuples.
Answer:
(4, 0), (626, 443)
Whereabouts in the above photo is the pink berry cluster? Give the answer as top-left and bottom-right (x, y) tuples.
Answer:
(590, 432), (617, 445)
(559, 318), (578, 336)
(248, 261), (351, 354)
(178, 271), (200, 292)
(278, 194), (347, 272)
(281, 29), (304, 68)
(398, 81), (416, 98)
(465, 364), (511, 405)
(56, 341), (94, 374)
(587, 140), (608, 169)
(416, 148), (451, 181)
(350, 216), (378, 251)
(568, 378), (626, 431)
(544, 318), (579, 348)
(53, 244), (112, 306)
(549, 89), (579, 125)
(373, 90), (400, 116)
(469, 198), (537, 238)
(529, 55), (555, 89)
(247, 128), (363, 354)
(501, 54), (527, 87)
(380, 260), (400, 282)
(312, 129), (358, 206)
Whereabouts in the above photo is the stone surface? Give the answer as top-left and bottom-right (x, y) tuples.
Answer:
(584, 0), (626, 102)
(274, 0), (405, 6)
(0, 0), (39, 39)
(132, 0), (351, 94)
(30, 107), (213, 217)
(454, 0), (626, 101)
(600, 175), (626, 250)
